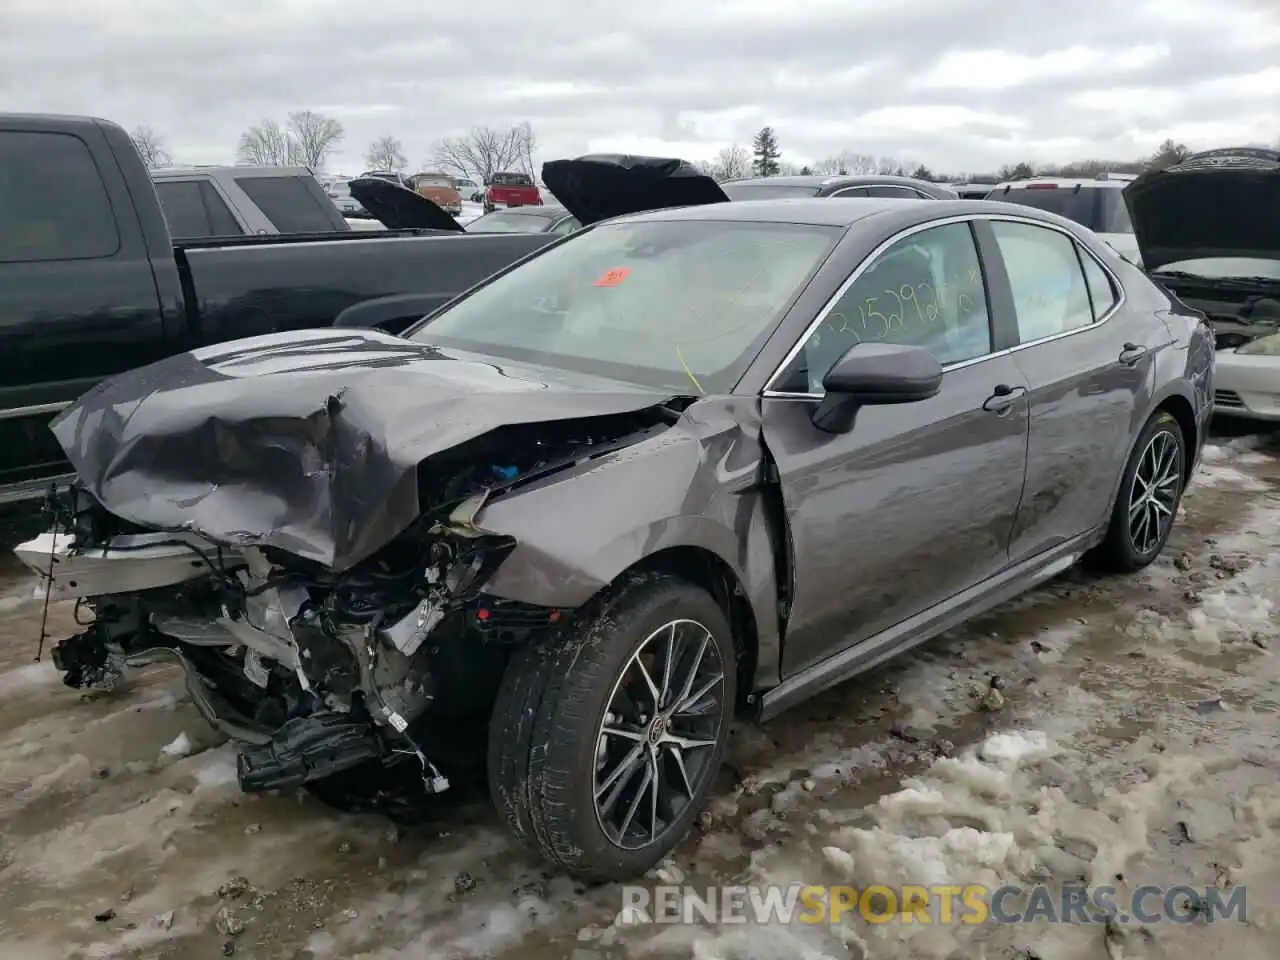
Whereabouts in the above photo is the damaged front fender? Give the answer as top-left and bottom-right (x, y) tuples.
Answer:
(471, 397), (783, 689)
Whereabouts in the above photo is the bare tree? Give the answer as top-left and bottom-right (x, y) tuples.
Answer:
(513, 121), (537, 179)
(431, 124), (536, 184)
(710, 144), (751, 181)
(238, 120), (294, 165)
(813, 151), (878, 176)
(288, 111), (344, 170)
(364, 135), (407, 172)
(129, 125), (173, 168)
(237, 112), (344, 169)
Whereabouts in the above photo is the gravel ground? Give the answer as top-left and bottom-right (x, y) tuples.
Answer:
(0, 428), (1277, 960)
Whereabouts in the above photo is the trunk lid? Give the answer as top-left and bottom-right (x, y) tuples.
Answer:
(540, 154), (730, 226)
(347, 177), (463, 231)
(1123, 147), (1280, 273)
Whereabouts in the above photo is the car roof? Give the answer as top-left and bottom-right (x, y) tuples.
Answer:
(992, 176), (1129, 190)
(152, 165), (315, 179)
(478, 204), (569, 218)
(618, 197), (1091, 232)
(725, 174), (938, 189)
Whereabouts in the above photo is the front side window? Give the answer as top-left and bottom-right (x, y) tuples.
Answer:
(776, 222), (992, 394)
(549, 216), (580, 235)
(0, 131), (120, 263)
(991, 221), (1095, 341)
(410, 219), (840, 394)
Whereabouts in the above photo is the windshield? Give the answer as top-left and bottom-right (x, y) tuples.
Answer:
(417, 176), (454, 188)
(1154, 258), (1280, 280)
(409, 219), (839, 393)
(992, 186), (1132, 233)
(465, 211), (552, 233)
(721, 182), (822, 201)
(491, 173), (533, 186)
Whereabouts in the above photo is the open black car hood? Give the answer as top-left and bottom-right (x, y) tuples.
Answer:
(48, 329), (673, 572)
(541, 154), (730, 226)
(347, 177), (464, 231)
(1123, 147), (1280, 273)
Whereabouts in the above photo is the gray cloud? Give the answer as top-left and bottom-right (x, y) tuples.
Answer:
(1, 0), (1275, 175)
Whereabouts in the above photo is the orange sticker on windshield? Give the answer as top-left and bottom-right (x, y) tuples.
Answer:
(593, 267), (632, 287)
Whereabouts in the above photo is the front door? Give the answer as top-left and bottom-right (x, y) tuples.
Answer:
(762, 220), (1030, 676)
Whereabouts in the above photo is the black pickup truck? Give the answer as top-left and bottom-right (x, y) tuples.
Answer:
(0, 115), (611, 504)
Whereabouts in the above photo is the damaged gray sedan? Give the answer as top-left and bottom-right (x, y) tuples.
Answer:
(16, 192), (1212, 882)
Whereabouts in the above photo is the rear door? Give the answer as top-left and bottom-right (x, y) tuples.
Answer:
(761, 218), (1030, 674)
(976, 216), (1157, 561)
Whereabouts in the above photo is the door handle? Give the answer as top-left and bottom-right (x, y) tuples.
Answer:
(983, 383), (1026, 415)
(1119, 342), (1148, 366)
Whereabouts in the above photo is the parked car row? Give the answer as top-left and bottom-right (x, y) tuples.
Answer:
(3, 114), (1275, 884)
(14, 148), (1225, 886)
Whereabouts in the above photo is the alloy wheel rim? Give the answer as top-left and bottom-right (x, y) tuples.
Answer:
(593, 618), (726, 851)
(1128, 429), (1181, 556)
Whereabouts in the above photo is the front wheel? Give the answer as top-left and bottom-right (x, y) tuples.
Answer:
(1091, 410), (1186, 572)
(488, 573), (736, 881)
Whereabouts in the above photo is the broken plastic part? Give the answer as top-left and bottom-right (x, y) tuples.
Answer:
(236, 713), (383, 792)
(376, 597), (446, 658)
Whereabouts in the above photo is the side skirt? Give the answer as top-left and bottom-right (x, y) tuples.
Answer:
(753, 531), (1097, 722)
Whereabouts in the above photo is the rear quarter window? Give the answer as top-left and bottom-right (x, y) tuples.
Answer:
(0, 130), (120, 263)
(234, 175), (341, 233)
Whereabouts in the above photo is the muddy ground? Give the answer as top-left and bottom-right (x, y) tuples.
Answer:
(1, 428), (1278, 960)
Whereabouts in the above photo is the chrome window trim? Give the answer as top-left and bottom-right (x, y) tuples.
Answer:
(761, 213), (1127, 398)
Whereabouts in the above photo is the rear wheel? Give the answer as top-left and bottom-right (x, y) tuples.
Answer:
(1092, 411), (1185, 572)
(487, 573), (735, 881)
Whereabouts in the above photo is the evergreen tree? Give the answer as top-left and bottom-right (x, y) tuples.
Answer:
(752, 126), (781, 176)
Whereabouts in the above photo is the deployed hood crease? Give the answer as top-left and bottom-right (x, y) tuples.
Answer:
(49, 328), (675, 572)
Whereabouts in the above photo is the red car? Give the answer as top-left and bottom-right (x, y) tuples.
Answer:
(483, 171), (542, 212)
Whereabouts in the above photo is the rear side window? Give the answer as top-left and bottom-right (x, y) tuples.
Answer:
(155, 180), (244, 239)
(234, 176), (339, 233)
(0, 130), (120, 263)
(1078, 245), (1119, 319)
(990, 221), (1094, 341)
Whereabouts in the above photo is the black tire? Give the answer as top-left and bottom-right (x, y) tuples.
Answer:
(1091, 410), (1186, 573)
(487, 572), (736, 882)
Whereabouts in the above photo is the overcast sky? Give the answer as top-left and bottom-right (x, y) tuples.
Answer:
(2, 0), (1277, 175)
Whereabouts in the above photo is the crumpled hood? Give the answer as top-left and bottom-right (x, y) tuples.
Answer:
(541, 154), (730, 225)
(348, 177), (463, 231)
(49, 329), (673, 571)
(1124, 147), (1280, 273)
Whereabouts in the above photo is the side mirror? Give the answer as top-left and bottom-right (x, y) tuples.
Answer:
(812, 342), (943, 433)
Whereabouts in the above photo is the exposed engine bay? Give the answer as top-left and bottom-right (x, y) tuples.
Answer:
(16, 410), (674, 813)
